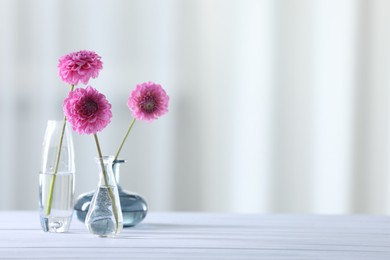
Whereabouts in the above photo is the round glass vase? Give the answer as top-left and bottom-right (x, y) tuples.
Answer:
(113, 159), (148, 226)
(74, 159), (148, 227)
(39, 120), (75, 233)
(85, 156), (123, 237)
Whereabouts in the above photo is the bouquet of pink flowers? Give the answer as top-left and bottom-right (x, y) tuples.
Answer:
(45, 50), (169, 223)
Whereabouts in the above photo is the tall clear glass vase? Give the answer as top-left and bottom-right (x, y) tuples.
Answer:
(39, 120), (75, 233)
(86, 156), (123, 237)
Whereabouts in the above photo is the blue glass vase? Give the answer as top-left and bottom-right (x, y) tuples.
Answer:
(74, 158), (148, 227)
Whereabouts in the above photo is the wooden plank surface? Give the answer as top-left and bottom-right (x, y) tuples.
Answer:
(0, 212), (390, 259)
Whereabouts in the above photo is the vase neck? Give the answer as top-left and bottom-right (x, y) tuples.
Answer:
(95, 156), (116, 187)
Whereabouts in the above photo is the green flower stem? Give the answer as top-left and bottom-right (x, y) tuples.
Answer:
(45, 84), (74, 216)
(114, 118), (136, 161)
(93, 134), (120, 232)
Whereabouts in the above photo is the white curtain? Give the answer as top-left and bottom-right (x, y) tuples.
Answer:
(1, 0), (390, 214)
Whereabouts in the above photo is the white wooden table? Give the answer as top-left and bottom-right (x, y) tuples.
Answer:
(0, 212), (389, 259)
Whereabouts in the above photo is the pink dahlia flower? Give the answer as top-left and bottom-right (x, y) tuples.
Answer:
(58, 50), (103, 85)
(128, 82), (169, 122)
(63, 86), (112, 134)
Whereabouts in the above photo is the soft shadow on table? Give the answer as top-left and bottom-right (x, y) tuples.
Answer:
(113, 223), (252, 240)
(133, 223), (196, 230)
(133, 223), (249, 231)
(64, 222), (204, 235)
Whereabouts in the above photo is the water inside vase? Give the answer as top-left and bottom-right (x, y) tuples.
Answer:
(85, 186), (123, 237)
(74, 187), (148, 227)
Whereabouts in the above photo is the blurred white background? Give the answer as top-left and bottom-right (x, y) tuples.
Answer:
(0, 0), (390, 214)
